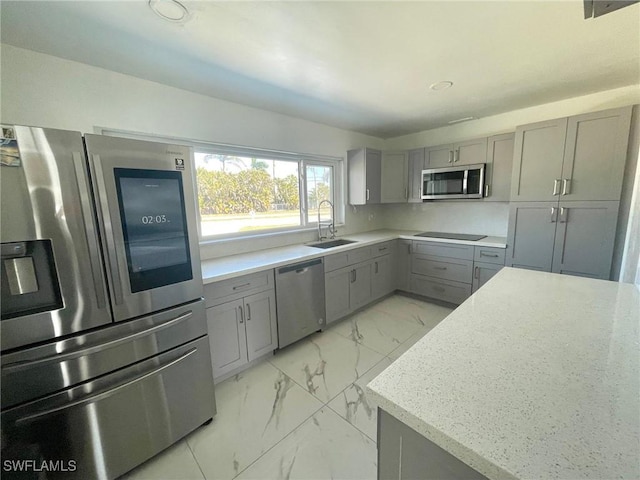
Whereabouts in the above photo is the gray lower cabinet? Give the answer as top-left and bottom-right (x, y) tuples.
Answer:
(325, 262), (372, 324)
(551, 201), (620, 278)
(205, 273), (278, 380)
(472, 262), (503, 292)
(372, 254), (394, 299)
(378, 409), (488, 480)
(396, 240), (412, 291)
(506, 201), (620, 279)
(427, 138), (487, 168)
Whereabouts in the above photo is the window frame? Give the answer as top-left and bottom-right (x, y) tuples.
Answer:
(96, 127), (344, 243)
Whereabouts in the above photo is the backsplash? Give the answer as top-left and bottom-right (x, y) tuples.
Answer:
(199, 204), (384, 260)
(378, 202), (510, 237)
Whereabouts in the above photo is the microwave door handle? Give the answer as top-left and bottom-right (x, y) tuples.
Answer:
(462, 169), (468, 195)
(91, 154), (124, 305)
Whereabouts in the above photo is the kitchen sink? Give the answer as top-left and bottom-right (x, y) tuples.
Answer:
(308, 239), (357, 249)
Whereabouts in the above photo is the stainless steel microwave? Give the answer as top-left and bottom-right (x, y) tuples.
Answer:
(421, 163), (485, 200)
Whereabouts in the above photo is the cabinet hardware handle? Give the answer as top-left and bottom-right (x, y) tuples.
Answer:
(378, 247), (387, 252)
(552, 179), (561, 196)
(474, 266), (480, 280)
(246, 304), (251, 321)
(354, 269), (357, 282)
(448, 151), (454, 163)
(238, 306), (244, 324)
(480, 252), (499, 258)
(484, 184), (489, 197)
(375, 262), (379, 274)
(366, 189), (370, 201)
(560, 207), (568, 223)
(233, 282), (251, 290)
(433, 266), (447, 270)
(550, 207), (556, 223)
(454, 149), (459, 163)
(561, 179), (571, 195)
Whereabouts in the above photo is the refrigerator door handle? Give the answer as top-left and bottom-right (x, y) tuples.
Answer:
(15, 347), (198, 426)
(72, 152), (108, 310)
(2, 310), (193, 373)
(91, 154), (124, 305)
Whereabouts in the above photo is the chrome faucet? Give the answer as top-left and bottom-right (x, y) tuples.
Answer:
(317, 199), (337, 240)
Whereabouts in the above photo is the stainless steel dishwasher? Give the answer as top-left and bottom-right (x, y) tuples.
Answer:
(275, 258), (326, 348)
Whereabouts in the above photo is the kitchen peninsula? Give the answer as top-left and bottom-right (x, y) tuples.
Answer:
(367, 267), (640, 480)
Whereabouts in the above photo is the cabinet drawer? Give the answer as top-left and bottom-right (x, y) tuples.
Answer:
(324, 246), (371, 272)
(411, 254), (473, 284)
(205, 270), (273, 307)
(473, 246), (506, 265)
(410, 275), (471, 305)
(372, 241), (395, 258)
(412, 241), (474, 260)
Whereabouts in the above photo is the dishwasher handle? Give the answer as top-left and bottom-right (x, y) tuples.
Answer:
(277, 258), (323, 275)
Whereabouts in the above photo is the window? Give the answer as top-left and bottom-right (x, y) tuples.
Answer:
(97, 128), (341, 241)
(195, 150), (338, 240)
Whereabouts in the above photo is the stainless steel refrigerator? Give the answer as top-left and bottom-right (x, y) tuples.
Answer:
(1, 126), (216, 479)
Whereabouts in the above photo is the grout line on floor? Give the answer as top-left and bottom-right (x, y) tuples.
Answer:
(185, 437), (208, 480)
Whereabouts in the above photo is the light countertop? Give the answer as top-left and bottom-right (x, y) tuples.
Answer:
(201, 229), (507, 284)
(366, 267), (640, 480)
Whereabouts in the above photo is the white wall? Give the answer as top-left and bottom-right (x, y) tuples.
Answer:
(0, 44), (385, 259)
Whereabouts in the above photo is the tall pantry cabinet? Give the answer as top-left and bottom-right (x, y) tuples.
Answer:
(506, 106), (632, 279)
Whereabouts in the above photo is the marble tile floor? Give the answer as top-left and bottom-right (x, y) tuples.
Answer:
(121, 294), (452, 480)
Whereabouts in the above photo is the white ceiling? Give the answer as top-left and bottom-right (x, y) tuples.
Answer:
(1, 1), (639, 138)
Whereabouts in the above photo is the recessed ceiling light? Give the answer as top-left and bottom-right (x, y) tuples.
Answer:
(149, 0), (189, 22)
(429, 81), (453, 91)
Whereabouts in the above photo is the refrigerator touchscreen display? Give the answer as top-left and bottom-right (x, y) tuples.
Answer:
(115, 168), (192, 293)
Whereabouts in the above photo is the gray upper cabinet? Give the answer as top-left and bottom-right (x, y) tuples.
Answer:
(511, 106), (632, 202)
(407, 148), (425, 203)
(511, 118), (568, 202)
(560, 107), (632, 201)
(426, 138), (487, 168)
(484, 133), (514, 202)
(551, 201), (620, 279)
(348, 148), (381, 205)
(381, 151), (408, 203)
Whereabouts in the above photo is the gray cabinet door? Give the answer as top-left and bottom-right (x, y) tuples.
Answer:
(427, 144), (453, 167)
(484, 133), (514, 201)
(372, 254), (393, 299)
(348, 148), (381, 205)
(472, 262), (503, 292)
(506, 202), (559, 272)
(244, 290), (277, 362)
(206, 299), (247, 379)
(350, 263), (372, 310)
(511, 118), (567, 201)
(325, 267), (351, 324)
(381, 151), (408, 203)
(407, 148), (425, 203)
(365, 148), (382, 204)
(551, 201), (620, 279)
(560, 106), (632, 201)
(396, 240), (412, 291)
(454, 137), (487, 166)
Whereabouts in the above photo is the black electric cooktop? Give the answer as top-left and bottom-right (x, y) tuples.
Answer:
(415, 232), (487, 241)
